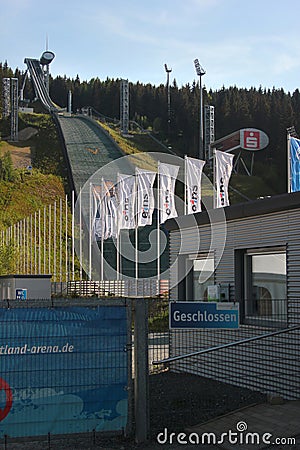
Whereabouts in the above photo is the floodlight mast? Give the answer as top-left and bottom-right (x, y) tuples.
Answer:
(194, 58), (206, 160)
(164, 64), (172, 130)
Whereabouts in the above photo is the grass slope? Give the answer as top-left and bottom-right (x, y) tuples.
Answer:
(99, 121), (275, 205)
(0, 171), (65, 228)
(0, 113), (67, 229)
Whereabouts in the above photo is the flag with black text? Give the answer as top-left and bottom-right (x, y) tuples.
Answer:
(215, 150), (234, 208)
(158, 162), (179, 224)
(185, 156), (205, 214)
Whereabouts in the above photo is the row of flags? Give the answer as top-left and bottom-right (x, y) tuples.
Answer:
(91, 151), (234, 241)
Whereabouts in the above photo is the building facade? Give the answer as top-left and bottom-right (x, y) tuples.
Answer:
(166, 192), (300, 399)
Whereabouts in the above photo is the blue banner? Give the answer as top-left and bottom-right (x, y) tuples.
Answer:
(169, 302), (239, 329)
(0, 306), (128, 437)
(290, 137), (300, 192)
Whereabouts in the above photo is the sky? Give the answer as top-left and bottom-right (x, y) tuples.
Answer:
(1, 0), (300, 92)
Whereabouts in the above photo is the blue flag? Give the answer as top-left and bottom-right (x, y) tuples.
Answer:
(290, 137), (300, 192)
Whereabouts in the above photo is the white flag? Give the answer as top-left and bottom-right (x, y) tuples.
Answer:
(215, 150), (234, 208)
(136, 168), (156, 227)
(185, 156), (205, 214)
(158, 162), (179, 224)
(118, 173), (136, 231)
(91, 186), (102, 241)
(102, 180), (118, 239)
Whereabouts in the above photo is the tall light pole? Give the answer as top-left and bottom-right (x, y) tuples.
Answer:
(164, 64), (172, 132)
(194, 58), (206, 160)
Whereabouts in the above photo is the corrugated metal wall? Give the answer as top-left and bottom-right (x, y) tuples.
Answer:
(168, 208), (300, 399)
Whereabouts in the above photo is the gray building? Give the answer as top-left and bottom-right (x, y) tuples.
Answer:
(0, 275), (52, 301)
(165, 191), (300, 399)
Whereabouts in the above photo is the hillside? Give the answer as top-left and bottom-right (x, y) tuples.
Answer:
(99, 120), (277, 204)
(0, 109), (280, 232)
(0, 113), (67, 229)
(0, 109), (284, 280)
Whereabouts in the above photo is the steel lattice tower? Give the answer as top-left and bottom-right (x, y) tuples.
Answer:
(120, 79), (129, 134)
(10, 78), (19, 141)
(204, 104), (215, 162)
(2, 78), (11, 118)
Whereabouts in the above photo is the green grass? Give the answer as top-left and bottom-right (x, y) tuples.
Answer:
(0, 170), (65, 228)
(99, 121), (159, 171)
(230, 173), (277, 204)
(19, 113), (67, 181)
(0, 112), (67, 229)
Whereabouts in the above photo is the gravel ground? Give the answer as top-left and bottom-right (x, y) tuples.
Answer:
(1, 371), (266, 450)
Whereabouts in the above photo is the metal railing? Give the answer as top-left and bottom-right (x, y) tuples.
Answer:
(52, 279), (169, 298)
(153, 324), (300, 366)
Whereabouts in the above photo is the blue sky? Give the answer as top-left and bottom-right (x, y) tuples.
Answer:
(1, 0), (300, 92)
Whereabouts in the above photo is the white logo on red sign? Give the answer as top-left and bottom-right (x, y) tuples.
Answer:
(243, 130), (260, 149)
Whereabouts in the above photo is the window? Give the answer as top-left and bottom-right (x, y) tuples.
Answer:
(186, 254), (214, 301)
(244, 247), (287, 324)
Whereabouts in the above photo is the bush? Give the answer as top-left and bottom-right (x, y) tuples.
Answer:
(0, 151), (15, 181)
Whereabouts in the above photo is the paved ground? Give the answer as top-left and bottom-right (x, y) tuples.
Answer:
(185, 400), (300, 450)
(2, 404), (299, 450)
(5, 401), (298, 450)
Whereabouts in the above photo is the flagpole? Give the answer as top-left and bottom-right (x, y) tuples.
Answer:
(135, 172), (138, 293)
(119, 230), (122, 280)
(65, 194), (68, 282)
(213, 148), (216, 209)
(59, 198), (62, 282)
(34, 211), (37, 274)
(89, 183), (92, 280)
(135, 174), (139, 281)
(116, 229), (120, 280)
(22, 221), (24, 273)
(15, 222), (18, 273)
(53, 201), (56, 281)
(101, 178), (104, 282)
(116, 174), (120, 281)
(48, 206), (51, 275)
(79, 186), (82, 282)
(287, 133), (291, 193)
(38, 209), (41, 275)
(184, 155), (187, 215)
(43, 207), (46, 274)
(157, 161), (160, 289)
(27, 216), (29, 274)
(71, 190), (75, 281)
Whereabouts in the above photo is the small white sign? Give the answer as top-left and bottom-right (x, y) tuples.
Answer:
(207, 285), (220, 301)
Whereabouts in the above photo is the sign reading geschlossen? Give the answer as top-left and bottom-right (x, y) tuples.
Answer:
(169, 302), (239, 329)
(0, 306), (128, 438)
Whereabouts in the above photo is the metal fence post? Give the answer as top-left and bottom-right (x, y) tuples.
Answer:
(134, 298), (149, 443)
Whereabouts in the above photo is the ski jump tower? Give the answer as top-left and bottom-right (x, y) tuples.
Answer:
(23, 50), (56, 111)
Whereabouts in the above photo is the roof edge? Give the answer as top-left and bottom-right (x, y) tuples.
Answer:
(165, 191), (300, 231)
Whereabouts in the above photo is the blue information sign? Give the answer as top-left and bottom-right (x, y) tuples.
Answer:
(16, 289), (27, 300)
(169, 302), (239, 329)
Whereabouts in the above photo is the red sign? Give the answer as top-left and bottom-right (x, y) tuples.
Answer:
(243, 130), (260, 149)
(240, 128), (269, 151)
(0, 378), (13, 421)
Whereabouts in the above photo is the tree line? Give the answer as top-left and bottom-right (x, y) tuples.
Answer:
(1, 60), (300, 193)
